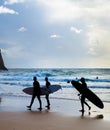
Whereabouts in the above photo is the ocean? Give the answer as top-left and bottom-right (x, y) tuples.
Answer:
(0, 68), (110, 102)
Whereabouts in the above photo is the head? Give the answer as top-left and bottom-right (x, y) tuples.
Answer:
(33, 76), (37, 81)
(80, 77), (85, 83)
(45, 77), (48, 81)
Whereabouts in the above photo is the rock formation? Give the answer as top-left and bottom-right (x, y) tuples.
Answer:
(0, 49), (8, 70)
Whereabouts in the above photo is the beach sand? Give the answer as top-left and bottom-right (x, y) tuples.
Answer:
(0, 96), (110, 130)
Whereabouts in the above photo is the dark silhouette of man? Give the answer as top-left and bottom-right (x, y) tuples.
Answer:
(79, 77), (91, 112)
(27, 76), (42, 110)
(45, 77), (51, 109)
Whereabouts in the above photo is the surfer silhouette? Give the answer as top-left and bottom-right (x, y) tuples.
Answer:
(45, 77), (51, 109)
(79, 77), (91, 112)
(27, 76), (42, 111)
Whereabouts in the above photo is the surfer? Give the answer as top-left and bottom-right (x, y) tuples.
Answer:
(27, 76), (42, 111)
(45, 77), (51, 109)
(79, 77), (91, 112)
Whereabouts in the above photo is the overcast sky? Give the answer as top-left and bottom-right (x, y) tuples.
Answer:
(0, 0), (110, 68)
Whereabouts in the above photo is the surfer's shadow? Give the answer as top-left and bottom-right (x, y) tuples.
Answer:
(80, 111), (104, 119)
(27, 109), (51, 116)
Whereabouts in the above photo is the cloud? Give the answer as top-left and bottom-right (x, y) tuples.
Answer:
(18, 27), (27, 32)
(1, 0), (110, 68)
(4, 0), (25, 5)
(0, 40), (26, 59)
(50, 34), (61, 38)
(2, 47), (23, 58)
(86, 24), (110, 59)
(0, 6), (18, 14)
(37, 0), (82, 23)
(70, 26), (83, 34)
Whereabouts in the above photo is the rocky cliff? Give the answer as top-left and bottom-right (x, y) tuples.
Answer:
(0, 49), (8, 70)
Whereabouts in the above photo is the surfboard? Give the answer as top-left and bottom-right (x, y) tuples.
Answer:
(23, 84), (61, 96)
(71, 80), (104, 109)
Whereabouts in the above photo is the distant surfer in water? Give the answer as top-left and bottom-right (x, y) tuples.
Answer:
(27, 76), (42, 111)
(45, 77), (51, 109)
(79, 77), (91, 112)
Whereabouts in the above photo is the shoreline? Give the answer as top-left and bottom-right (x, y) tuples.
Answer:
(0, 95), (110, 119)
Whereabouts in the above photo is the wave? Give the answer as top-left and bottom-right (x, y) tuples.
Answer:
(0, 68), (110, 83)
(89, 86), (110, 89)
(0, 68), (110, 102)
(0, 82), (32, 87)
(0, 81), (110, 90)
(86, 78), (110, 83)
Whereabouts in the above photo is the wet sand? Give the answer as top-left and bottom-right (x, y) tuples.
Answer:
(0, 96), (110, 130)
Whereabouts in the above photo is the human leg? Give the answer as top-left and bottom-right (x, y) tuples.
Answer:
(45, 94), (50, 108)
(80, 95), (85, 112)
(37, 95), (42, 110)
(27, 94), (36, 109)
(84, 100), (91, 110)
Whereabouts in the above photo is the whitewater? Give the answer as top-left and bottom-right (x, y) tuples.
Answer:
(0, 68), (110, 102)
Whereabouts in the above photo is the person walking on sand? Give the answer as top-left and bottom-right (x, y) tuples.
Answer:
(45, 77), (51, 109)
(79, 77), (91, 112)
(27, 76), (42, 111)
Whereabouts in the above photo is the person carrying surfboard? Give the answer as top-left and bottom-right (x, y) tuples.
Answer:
(27, 76), (42, 111)
(79, 77), (91, 112)
(45, 77), (51, 109)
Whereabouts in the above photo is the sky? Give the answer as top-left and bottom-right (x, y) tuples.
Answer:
(0, 0), (110, 68)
